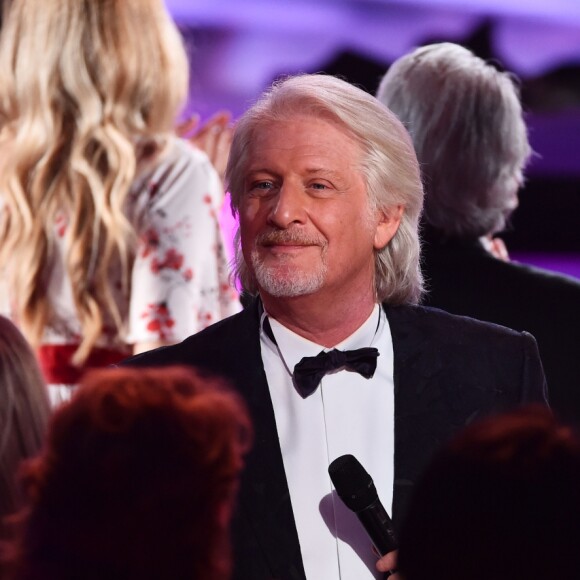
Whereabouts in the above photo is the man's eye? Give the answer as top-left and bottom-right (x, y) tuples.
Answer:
(311, 183), (328, 190)
(246, 181), (276, 195)
(253, 181), (274, 190)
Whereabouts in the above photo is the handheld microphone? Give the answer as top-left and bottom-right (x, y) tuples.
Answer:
(328, 454), (398, 555)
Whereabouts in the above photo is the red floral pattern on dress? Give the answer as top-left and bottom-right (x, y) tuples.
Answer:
(140, 228), (160, 258)
(198, 310), (214, 325)
(150, 247), (185, 274)
(127, 138), (241, 344)
(55, 212), (68, 237)
(141, 302), (176, 340)
(149, 181), (161, 199)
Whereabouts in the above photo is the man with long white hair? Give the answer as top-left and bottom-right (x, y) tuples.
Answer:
(127, 73), (547, 579)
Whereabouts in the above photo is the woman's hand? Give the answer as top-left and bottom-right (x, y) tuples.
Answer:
(177, 110), (233, 184)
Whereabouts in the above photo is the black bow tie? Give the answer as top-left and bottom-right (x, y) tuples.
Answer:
(293, 347), (379, 399)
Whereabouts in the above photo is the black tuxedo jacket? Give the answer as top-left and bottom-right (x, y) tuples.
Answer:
(422, 235), (580, 425)
(126, 300), (547, 580)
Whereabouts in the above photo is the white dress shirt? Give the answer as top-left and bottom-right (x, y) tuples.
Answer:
(260, 304), (395, 579)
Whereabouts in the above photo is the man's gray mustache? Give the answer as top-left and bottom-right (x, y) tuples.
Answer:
(256, 230), (326, 246)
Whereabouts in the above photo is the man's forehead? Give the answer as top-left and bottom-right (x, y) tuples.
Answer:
(246, 116), (363, 159)
(253, 112), (357, 139)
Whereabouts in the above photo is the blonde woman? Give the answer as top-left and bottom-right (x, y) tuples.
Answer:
(0, 0), (240, 404)
(0, 316), (50, 543)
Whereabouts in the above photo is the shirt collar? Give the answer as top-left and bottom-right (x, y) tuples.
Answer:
(260, 303), (383, 374)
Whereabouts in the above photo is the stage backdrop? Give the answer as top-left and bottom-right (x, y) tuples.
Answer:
(167, 0), (580, 278)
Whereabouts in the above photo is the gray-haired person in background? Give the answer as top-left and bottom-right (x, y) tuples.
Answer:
(377, 42), (580, 427)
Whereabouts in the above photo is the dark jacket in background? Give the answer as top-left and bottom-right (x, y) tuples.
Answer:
(421, 234), (580, 426)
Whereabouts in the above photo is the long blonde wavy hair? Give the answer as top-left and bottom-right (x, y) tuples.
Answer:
(0, 0), (189, 364)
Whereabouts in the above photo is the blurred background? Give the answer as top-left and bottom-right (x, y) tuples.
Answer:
(166, 0), (580, 278)
(168, 0), (580, 278)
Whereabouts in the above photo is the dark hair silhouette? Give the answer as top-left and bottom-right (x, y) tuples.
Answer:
(0, 315), (49, 534)
(398, 404), (580, 580)
(5, 366), (252, 580)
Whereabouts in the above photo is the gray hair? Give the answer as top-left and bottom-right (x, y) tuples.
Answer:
(376, 42), (532, 238)
(226, 73), (424, 305)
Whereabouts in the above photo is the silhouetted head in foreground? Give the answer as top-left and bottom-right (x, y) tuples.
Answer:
(398, 404), (580, 580)
(0, 316), (49, 536)
(5, 366), (252, 580)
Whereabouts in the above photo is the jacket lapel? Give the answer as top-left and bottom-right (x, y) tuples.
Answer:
(385, 304), (448, 529)
(226, 302), (306, 579)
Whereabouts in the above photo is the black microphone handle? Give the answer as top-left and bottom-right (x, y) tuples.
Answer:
(356, 497), (398, 555)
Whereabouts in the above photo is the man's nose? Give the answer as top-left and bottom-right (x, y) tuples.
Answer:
(266, 183), (307, 229)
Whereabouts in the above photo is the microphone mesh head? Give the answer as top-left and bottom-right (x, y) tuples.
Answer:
(328, 454), (378, 512)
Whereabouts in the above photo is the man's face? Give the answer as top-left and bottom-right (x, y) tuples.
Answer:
(238, 115), (400, 302)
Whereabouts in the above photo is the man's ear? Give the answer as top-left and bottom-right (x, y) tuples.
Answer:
(374, 205), (404, 250)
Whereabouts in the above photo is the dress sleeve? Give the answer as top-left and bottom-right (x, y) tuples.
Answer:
(127, 140), (241, 345)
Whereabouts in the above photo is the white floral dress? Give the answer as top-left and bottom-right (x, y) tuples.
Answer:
(126, 137), (241, 344)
